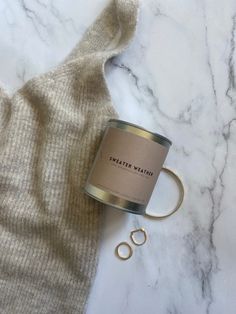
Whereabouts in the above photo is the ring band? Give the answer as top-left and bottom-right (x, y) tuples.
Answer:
(145, 167), (185, 219)
(115, 242), (133, 260)
(130, 228), (147, 246)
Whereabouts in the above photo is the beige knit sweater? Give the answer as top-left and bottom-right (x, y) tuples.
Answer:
(0, 1), (138, 313)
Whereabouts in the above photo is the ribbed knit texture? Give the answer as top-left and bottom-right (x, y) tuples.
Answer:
(0, 1), (138, 313)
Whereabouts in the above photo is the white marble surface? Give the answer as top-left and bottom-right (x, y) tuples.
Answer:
(1, 0), (236, 313)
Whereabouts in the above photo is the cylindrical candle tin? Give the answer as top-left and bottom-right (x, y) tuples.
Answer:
(84, 119), (172, 215)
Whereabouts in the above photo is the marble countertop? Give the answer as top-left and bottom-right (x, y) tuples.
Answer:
(0, 0), (236, 313)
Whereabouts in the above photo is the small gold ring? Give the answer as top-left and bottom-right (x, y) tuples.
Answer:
(130, 228), (147, 246)
(115, 242), (133, 260)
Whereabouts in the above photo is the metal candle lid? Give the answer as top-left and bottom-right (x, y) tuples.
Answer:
(108, 119), (172, 148)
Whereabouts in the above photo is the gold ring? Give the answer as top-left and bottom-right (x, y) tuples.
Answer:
(130, 228), (147, 246)
(115, 242), (133, 260)
(145, 167), (185, 219)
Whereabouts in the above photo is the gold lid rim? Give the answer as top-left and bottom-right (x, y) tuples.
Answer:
(145, 166), (185, 219)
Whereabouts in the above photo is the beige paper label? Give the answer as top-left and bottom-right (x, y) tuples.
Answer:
(87, 127), (169, 205)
